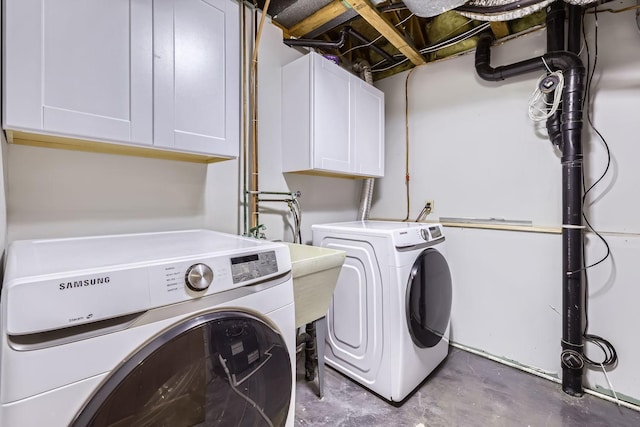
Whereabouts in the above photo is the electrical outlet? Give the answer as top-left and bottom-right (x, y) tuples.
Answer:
(425, 200), (434, 212)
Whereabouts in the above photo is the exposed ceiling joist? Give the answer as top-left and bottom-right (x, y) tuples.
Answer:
(343, 0), (426, 65)
(288, 0), (349, 38)
(489, 21), (510, 39)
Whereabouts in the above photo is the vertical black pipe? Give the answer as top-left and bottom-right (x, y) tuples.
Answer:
(305, 322), (317, 381)
(546, 2), (566, 52)
(475, 34), (586, 397)
(545, 2), (565, 149)
(563, 4), (585, 397)
(560, 67), (585, 396)
(567, 5), (583, 54)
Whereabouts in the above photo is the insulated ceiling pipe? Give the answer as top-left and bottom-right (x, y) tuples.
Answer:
(475, 33), (586, 396)
(457, 0), (555, 20)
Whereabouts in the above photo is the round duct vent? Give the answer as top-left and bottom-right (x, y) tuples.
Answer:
(403, 0), (470, 18)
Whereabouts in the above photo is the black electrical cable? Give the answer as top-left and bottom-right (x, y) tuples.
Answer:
(578, 7), (617, 369)
(567, 6), (612, 277)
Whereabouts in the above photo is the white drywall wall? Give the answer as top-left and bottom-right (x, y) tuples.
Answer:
(374, 2), (640, 403)
(6, 144), (208, 241)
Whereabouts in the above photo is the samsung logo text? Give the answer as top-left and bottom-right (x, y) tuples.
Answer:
(59, 277), (110, 290)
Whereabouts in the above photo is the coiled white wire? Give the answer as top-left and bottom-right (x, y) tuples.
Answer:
(528, 68), (564, 122)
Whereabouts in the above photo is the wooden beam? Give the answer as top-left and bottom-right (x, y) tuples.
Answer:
(489, 22), (510, 39)
(288, 0), (349, 38)
(343, 0), (425, 65)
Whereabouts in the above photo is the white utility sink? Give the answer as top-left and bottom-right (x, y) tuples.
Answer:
(283, 243), (346, 328)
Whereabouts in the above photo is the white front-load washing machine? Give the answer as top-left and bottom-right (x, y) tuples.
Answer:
(0, 229), (296, 426)
(312, 221), (452, 403)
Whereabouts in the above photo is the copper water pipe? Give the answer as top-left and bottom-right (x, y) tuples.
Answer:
(249, 0), (271, 231)
(241, 3), (248, 235)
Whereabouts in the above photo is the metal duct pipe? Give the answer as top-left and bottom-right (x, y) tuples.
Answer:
(353, 59), (376, 222)
(475, 33), (586, 396)
(458, 0), (551, 14)
(357, 178), (375, 221)
(457, 0), (555, 21)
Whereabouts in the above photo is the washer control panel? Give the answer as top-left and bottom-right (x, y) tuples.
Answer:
(230, 251), (278, 283)
(185, 263), (214, 291)
(4, 231), (291, 336)
(150, 250), (281, 307)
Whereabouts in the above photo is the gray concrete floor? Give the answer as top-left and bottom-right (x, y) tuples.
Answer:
(295, 347), (640, 426)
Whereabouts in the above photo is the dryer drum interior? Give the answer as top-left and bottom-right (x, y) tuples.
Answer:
(71, 310), (292, 427)
(406, 248), (453, 349)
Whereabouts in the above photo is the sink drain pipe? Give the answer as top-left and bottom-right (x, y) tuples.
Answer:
(474, 32), (586, 396)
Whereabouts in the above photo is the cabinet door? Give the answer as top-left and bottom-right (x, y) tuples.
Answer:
(312, 55), (353, 174)
(353, 80), (385, 177)
(154, 0), (239, 157)
(3, 0), (153, 144)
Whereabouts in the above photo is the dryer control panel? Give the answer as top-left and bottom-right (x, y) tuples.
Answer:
(394, 224), (444, 248)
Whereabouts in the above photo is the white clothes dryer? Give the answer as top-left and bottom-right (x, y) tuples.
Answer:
(0, 229), (296, 426)
(312, 221), (452, 403)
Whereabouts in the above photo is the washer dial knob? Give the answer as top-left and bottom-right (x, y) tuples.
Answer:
(185, 263), (214, 291)
(420, 228), (430, 241)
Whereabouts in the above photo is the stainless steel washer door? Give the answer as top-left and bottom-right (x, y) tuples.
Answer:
(71, 310), (292, 427)
(406, 248), (452, 349)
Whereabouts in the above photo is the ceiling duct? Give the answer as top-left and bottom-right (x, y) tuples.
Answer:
(562, 0), (599, 4)
(403, 0), (470, 17)
(456, 0), (600, 22)
(456, 0), (555, 21)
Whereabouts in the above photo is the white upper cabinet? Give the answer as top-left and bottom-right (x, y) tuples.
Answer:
(353, 80), (385, 177)
(3, 0), (153, 145)
(2, 0), (239, 161)
(312, 56), (353, 174)
(282, 52), (384, 178)
(154, 0), (239, 157)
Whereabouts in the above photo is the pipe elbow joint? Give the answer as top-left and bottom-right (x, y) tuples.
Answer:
(475, 64), (504, 81)
(474, 34), (502, 81)
(544, 52), (584, 72)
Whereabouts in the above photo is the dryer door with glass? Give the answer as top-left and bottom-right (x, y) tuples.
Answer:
(406, 247), (452, 348)
(71, 310), (292, 427)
